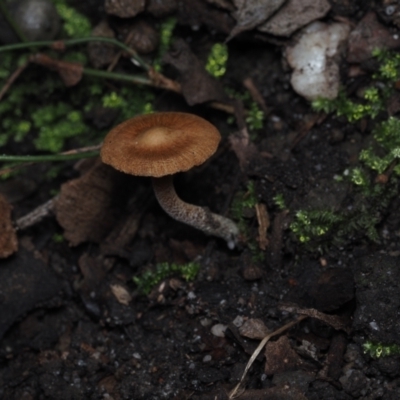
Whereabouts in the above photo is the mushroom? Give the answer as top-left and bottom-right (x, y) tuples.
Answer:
(100, 112), (239, 249)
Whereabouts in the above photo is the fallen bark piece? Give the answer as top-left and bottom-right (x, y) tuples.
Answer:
(258, 0), (331, 37)
(0, 193), (18, 258)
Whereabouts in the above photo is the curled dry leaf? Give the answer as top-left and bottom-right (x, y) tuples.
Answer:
(0, 194), (18, 258)
(258, 0), (331, 37)
(105, 0), (145, 18)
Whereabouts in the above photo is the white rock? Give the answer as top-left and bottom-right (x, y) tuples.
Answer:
(286, 21), (350, 101)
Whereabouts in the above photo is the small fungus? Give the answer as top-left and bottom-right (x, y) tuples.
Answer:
(100, 112), (239, 248)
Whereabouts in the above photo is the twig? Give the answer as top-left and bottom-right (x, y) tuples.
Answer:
(15, 198), (56, 230)
(0, 37), (149, 71)
(228, 315), (307, 399)
(0, 150), (99, 163)
(0, 60), (29, 101)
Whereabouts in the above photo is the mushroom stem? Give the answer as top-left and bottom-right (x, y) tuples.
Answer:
(152, 175), (239, 249)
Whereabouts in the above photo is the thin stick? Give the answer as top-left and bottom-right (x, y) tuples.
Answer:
(0, 150), (99, 163)
(0, 60), (29, 101)
(0, 37), (149, 71)
(228, 315), (307, 399)
(16, 198), (56, 230)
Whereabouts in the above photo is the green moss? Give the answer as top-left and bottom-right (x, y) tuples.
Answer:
(363, 341), (400, 358)
(231, 181), (264, 260)
(50, 0), (92, 38)
(31, 103), (87, 153)
(273, 193), (286, 211)
(133, 262), (200, 295)
(154, 17), (177, 72)
(206, 43), (228, 78)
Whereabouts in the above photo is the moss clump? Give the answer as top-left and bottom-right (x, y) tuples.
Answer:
(133, 262), (200, 295)
(31, 103), (87, 153)
(206, 43), (228, 78)
(363, 341), (400, 358)
(231, 181), (264, 260)
(50, 0), (92, 38)
(153, 17), (177, 72)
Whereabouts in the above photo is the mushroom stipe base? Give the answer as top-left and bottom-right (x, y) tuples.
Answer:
(152, 175), (239, 249)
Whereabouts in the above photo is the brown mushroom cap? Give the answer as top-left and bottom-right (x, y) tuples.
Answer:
(100, 112), (221, 177)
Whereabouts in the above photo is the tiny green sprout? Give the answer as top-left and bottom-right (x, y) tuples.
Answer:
(102, 92), (125, 109)
(133, 262), (200, 295)
(273, 193), (286, 210)
(52, 233), (64, 243)
(290, 210), (343, 245)
(363, 341), (400, 359)
(246, 102), (265, 131)
(349, 167), (369, 186)
(206, 43), (228, 78)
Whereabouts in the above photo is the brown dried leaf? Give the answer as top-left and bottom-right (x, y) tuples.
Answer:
(239, 318), (270, 340)
(163, 39), (228, 105)
(0, 194), (18, 258)
(258, 0), (331, 37)
(105, 0), (145, 18)
(228, 0), (286, 40)
(30, 53), (83, 87)
(54, 160), (126, 246)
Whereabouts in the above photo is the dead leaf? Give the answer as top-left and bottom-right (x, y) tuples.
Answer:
(228, 0), (286, 40)
(30, 53), (83, 87)
(54, 159), (128, 246)
(258, 0), (331, 37)
(163, 39), (228, 105)
(0, 194), (18, 258)
(104, 0), (145, 18)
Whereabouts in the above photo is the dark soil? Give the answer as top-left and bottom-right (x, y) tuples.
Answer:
(1, 0), (400, 399)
